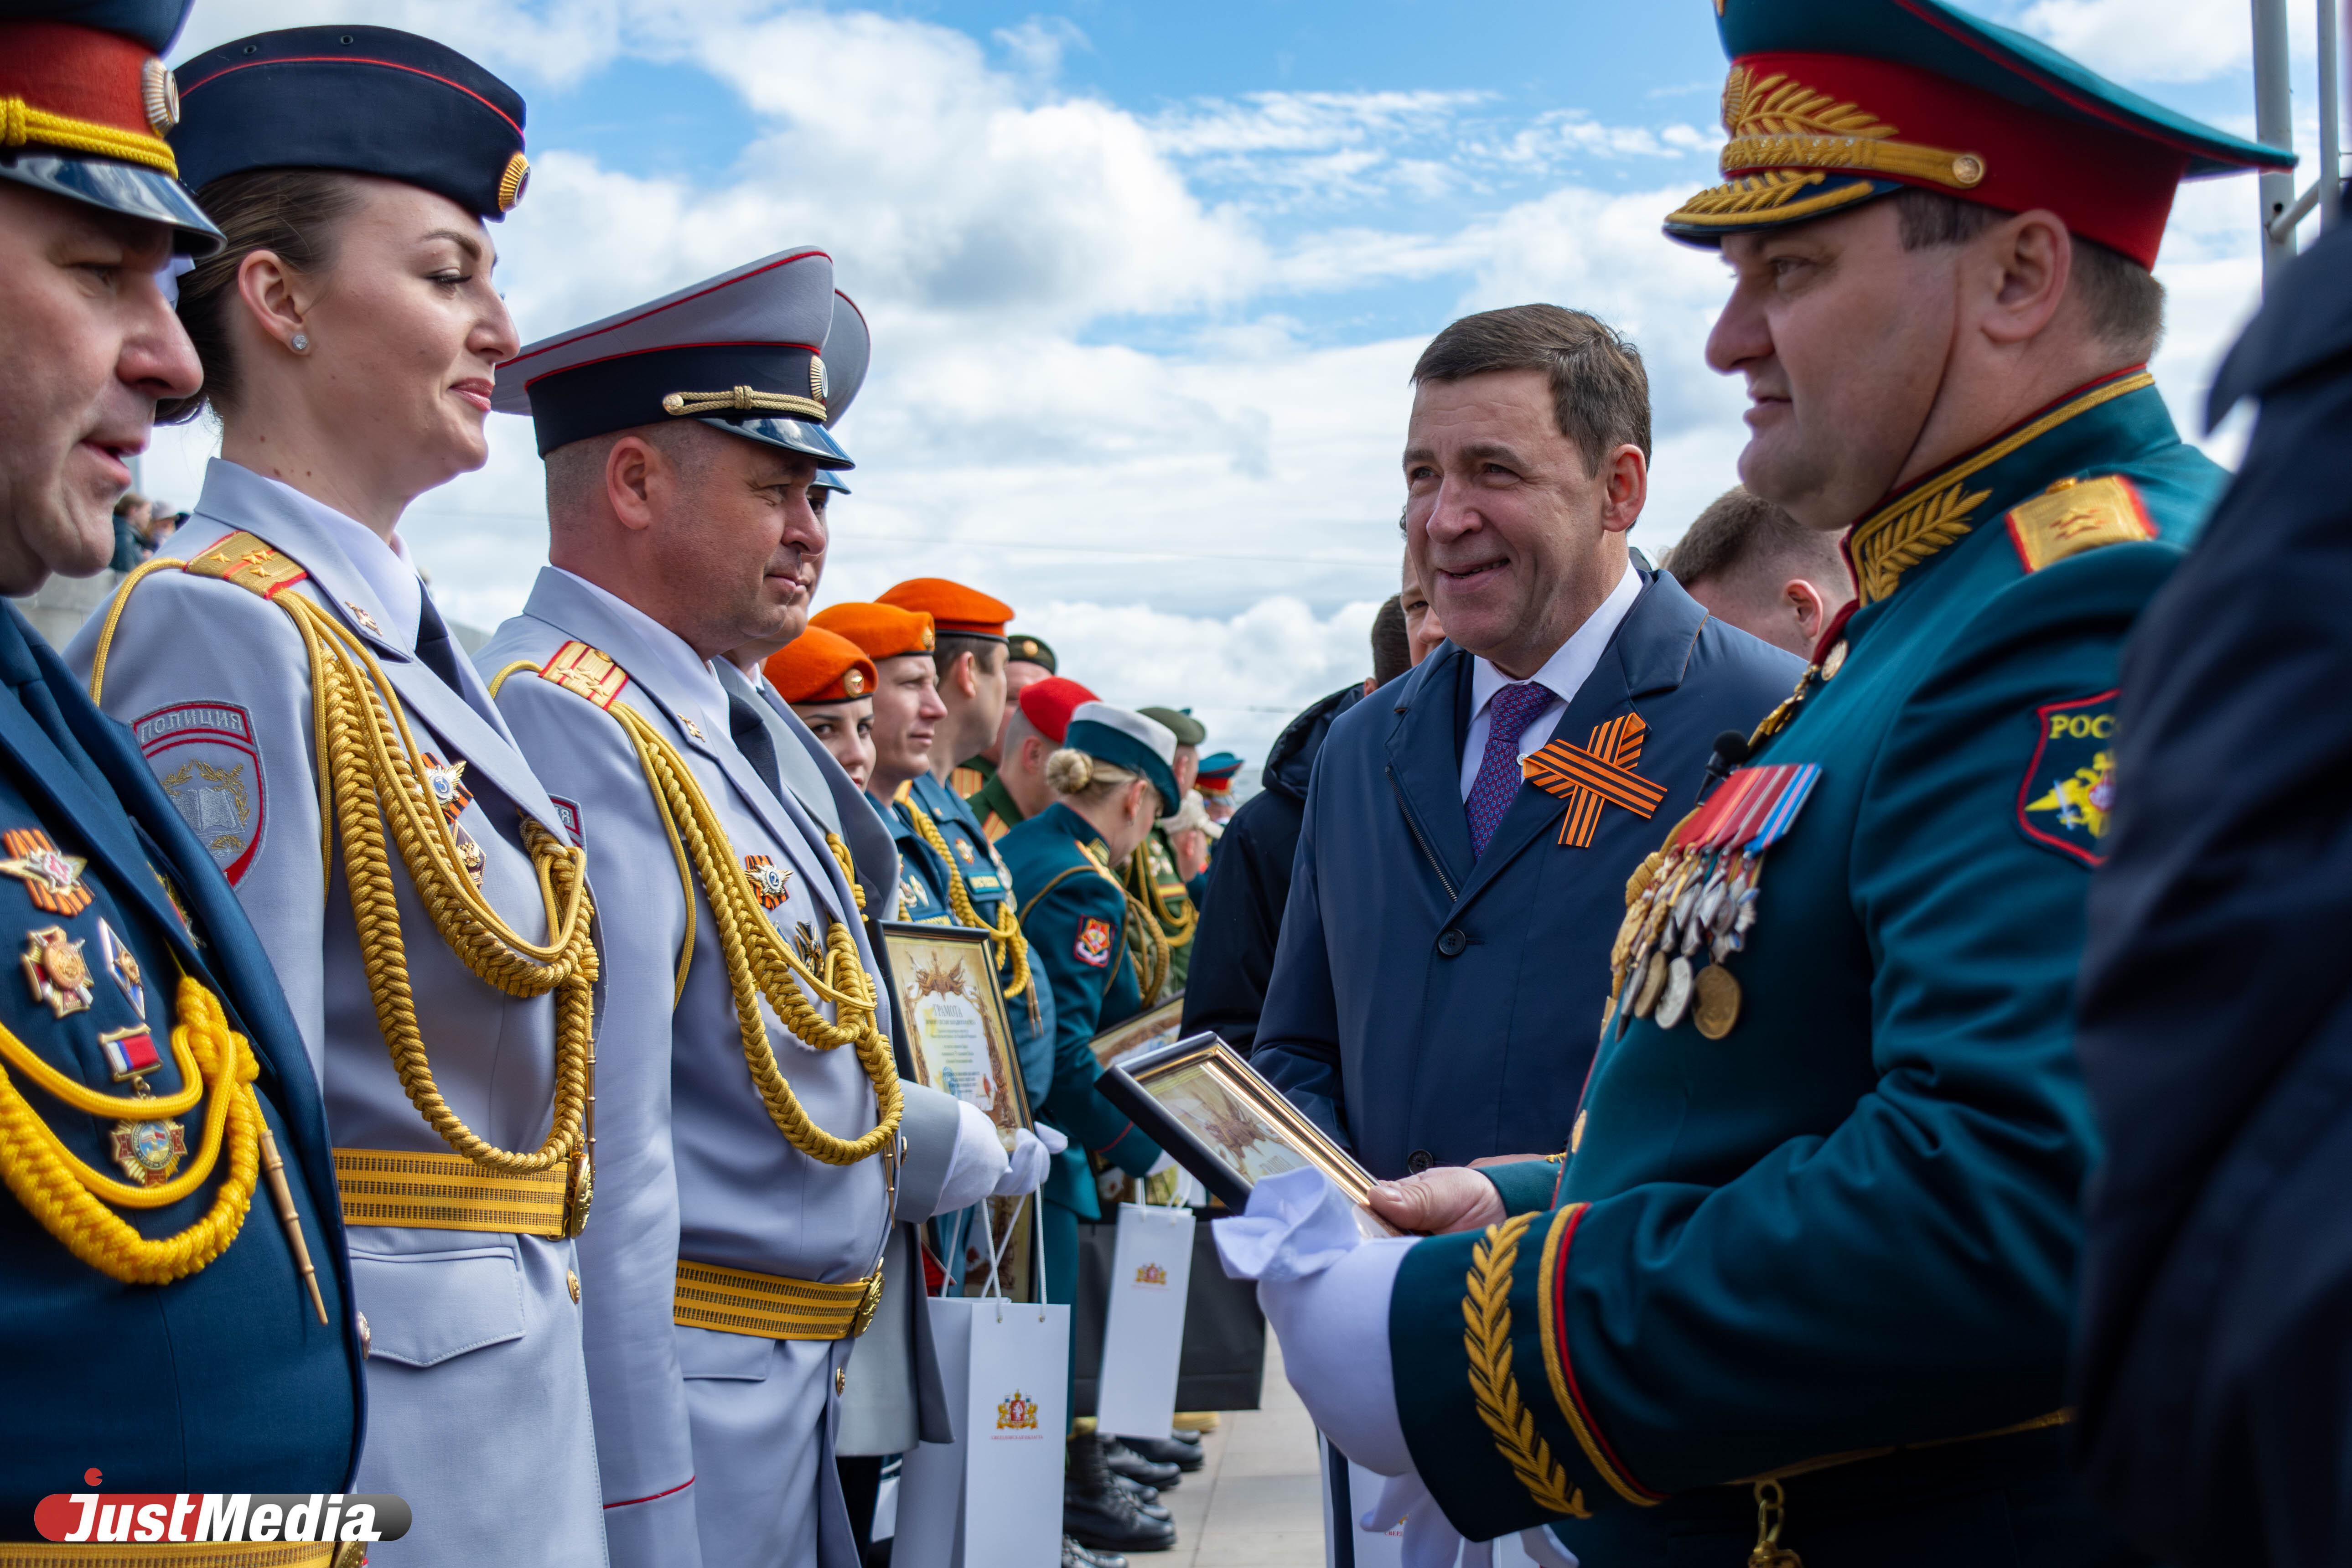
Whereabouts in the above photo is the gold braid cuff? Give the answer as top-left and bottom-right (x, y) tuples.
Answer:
(0, 96), (178, 175)
(523, 646), (901, 1167)
(0, 976), (261, 1283)
(1466, 1213), (1591, 1520)
(90, 542), (598, 1219)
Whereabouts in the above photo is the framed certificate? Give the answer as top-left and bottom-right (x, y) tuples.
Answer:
(1088, 997), (1186, 1070)
(875, 921), (1031, 1139)
(1099, 1035), (1393, 1232)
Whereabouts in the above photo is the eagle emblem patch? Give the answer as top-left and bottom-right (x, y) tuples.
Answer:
(135, 703), (264, 885)
(1075, 917), (1113, 968)
(2019, 691), (2119, 866)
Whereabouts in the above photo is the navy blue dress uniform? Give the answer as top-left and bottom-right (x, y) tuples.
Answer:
(1357, 6), (2288, 1565)
(483, 249), (935, 1568)
(1253, 564), (1798, 1176)
(995, 707), (1173, 1339)
(2070, 213), (2352, 1568)
(0, 0), (360, 1539)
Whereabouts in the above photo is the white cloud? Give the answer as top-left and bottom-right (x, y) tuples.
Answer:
(2014, 0), (2314, 84)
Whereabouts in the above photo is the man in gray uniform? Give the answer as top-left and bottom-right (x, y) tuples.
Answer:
(481, 249), (1010, 1568)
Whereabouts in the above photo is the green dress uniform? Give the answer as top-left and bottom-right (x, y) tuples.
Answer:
(968, 766), (1023, 844)
(996, 804), (1162, 1327)
(1119, 828), (1195, 996)
(1388, 368), (2220, 1563)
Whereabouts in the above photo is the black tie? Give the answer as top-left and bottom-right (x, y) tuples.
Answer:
(412, 592), (467, 693)
(728, 693), (783, 798)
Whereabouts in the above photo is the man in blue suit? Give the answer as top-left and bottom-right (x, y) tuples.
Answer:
(0, 0), (361, 1537)
(1254, 305), (1801, 1176)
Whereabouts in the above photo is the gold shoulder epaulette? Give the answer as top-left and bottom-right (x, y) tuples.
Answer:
(2005, 475), (2156, 574)
(536, 640), (631, 710)
(181, 529), (310, 599)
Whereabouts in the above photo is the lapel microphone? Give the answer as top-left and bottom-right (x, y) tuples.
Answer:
(1699, 730), (1750, 802)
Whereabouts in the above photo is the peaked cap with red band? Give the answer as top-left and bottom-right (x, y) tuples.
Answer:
(492, 248), (868, 466)
(877, 579), (1014, 641)
(810, 602), (935, 664)
(1663, 0), (2292, 268)
(174, 26), (528, 225)
(0, 0), (220, 248)
(1017, 677), (1098, 745)
(765, 627), (878, 706)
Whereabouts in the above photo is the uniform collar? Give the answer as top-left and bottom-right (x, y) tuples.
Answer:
(1036, 800), (1110, 862)
(1844, 367), (2166, 605)
(192, 458), (423, 650)
(544, 565), (731, 736)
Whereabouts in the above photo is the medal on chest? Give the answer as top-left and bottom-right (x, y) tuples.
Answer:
(743, 854), (793, 911)
(419, 752), (486, 887)
(1603, 762), (1819, 1042)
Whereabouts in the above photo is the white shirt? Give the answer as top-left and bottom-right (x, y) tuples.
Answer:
(202, 458), (424, 647)
(548, 565), (732, 738)
(1457, 562), (1642, 800)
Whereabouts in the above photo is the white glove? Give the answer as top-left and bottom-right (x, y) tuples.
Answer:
(1031, 1123), (1069, 1155)
(933, 1100), (1012, 1216)
(1359, 1474), (1578, 1568)
(993, 1127), (1052, 1196)
(1215, 1168), (1416, 1475)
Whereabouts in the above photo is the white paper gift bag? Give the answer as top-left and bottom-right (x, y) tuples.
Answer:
(1321, 1439), (1562, 1568)
(894, 1294), (1070, 1568)
(1093, 1201), (1197, 1439)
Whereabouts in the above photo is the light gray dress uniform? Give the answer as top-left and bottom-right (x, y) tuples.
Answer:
(723, 658), (958, 1457)
(69, 459), (607, 1566)
(480, 248), (948, 1568)
(483, 570), (905, 1568)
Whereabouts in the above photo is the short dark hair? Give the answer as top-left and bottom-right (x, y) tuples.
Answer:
(1891, 188), (2164, 362)
(1411, 305), (1652, 476)
(1369, 594), (1409, 687)
(1659, 486), (1845, 590)
(930, 633), (1007, 682)
(161, 169), (364, 425)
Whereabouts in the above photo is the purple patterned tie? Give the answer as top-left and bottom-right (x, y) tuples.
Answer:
(1466, 681), (1554, 858)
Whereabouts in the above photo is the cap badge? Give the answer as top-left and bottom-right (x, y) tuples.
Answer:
(661, 385), (829, 423)
(140, 58), (181, 138)
(842, 668), (868, 697)
(919, 626), (936, 652)
(810, 356), (829, 405)
(498, 152), (531, 213)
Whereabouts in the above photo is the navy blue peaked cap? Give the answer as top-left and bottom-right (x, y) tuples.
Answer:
(173, 26), (529, 220)
(495, 248), (869, 468)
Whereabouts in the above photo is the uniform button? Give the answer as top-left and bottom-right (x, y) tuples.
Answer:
(356, 1312), (371, 1360)
(568, 1270), (581, 1304)
(1436, 928), (1468, 957)
(836, 1366), (848, 1395)
(1407, 1150), (1434, 1174)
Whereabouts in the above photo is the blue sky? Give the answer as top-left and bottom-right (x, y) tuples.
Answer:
(150, 0), (2334, 763)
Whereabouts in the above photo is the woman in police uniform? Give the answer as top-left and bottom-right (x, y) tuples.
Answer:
(997, 702), (1176, 1556)
(67, 28), (604, 1565)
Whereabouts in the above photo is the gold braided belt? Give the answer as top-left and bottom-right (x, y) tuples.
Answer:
(91, 535), (600, 1240)
(0, 1545), (353, 1567)
(674, 1258), (882, 1342)
(491, 641), (902, 1168)
(332, 1148), (572, 1237)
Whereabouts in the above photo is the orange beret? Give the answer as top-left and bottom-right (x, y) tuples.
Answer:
(878, 578), (1013, 640)
(764, 627), (878, 705)
(810, 601), (936, 662)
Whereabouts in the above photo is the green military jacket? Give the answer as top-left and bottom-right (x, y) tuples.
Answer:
(1386, 372), (2223, 1542)
(1121, 825), (1197, 993)
(968, 764), (1024, 844)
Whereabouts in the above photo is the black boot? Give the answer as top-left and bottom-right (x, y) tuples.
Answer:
(1102, 1437), (1182, 1490)
(1063, 1535), (1127, 1568)
(1066, 1432), (1177, 1553)
(1117, 1433), (1206, 1472)
(1110, 1471), (1172, 1521)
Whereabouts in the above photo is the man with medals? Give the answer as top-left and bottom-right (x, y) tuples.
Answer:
(480, 249), (1010, 1568)
(1125, 707), (1204, 996)
(0, 2), (363, 1543)
(1242, 2), (2290, 1564)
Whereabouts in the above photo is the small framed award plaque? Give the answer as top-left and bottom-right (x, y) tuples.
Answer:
(1099, 1034), (1393, 1233)
(1088, 996), (1186, 1070)
(875, 921), (1031, 1137)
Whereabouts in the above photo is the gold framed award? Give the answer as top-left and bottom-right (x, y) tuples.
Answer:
(875, 922), (1030, 1138)
(1088, 996), (1186, 1070)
